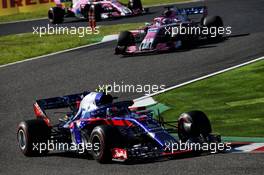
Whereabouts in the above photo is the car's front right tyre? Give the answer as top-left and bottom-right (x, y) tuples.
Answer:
(115, 31), (135, 54)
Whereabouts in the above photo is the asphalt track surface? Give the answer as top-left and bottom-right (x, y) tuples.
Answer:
(1, 0), (264, 175)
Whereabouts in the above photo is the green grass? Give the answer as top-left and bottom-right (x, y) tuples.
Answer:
(0, 0), (188, 23)
(0, 23), (144, 65)
(154, 60), (264, 137)
(0, 9), (47, 23)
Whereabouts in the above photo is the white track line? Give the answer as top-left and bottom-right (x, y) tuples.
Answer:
(101, 34), (118, 42)
(134, 56), (264, 102)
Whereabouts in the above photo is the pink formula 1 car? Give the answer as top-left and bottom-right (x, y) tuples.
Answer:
(48, 0), (149, 24)
(115, 6), (226, 55)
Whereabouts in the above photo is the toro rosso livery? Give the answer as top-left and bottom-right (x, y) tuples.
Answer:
(48, 0), (148, 24)
(17, 91), (221, 163)
(115, 6), (225, 55)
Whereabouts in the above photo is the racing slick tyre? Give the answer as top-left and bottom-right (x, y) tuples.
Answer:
(89, 125), (121, 163)
(115, 31), (135, 54)
(202, 16), (224, 40)
(17, 119), (51, 156)
(81, 4), (91, 19)
(94, 4), (102, 21)
(48, 7), (65, 24)
(82, 4), (102, 21)
(128, 0), (143, 11)
(178, 111), (212, 142)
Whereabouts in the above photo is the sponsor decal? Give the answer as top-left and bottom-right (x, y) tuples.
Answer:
(0, 0), (55, 16)
(1, 0), (53, 8)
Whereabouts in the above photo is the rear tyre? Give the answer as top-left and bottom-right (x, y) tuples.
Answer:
(81, 4), (91, 19)
(178, 111), (212, 142)
(128, 0), (143, 11)
(202, 16), (224, 39)
(48, 7), (65, 24)
(87, 4), (102, 21)
(90, 125), (121, 163)
(94, 4), (102, 21)
(17, 119), (51, 156)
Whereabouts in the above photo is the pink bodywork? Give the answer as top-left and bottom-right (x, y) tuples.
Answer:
(124, 10), (191, 53)
(54, 0), (130, 15)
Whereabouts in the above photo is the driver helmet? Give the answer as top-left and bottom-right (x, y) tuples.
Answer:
(95, 93), (113, 106)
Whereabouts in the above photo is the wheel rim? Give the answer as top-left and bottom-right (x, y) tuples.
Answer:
(92, 136), (101, 157)
(48, 11), (54, 22)
(18, 129), (26, 150)
(178, 114), (193, 141)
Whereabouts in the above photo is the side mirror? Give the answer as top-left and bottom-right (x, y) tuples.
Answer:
(106, 108), (110, 116)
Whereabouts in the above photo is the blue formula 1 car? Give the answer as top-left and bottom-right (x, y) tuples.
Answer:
(17, 91), (221, 163)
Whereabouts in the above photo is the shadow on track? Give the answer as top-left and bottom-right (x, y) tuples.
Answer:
(44, 150), (220, 165)
(46, 151), (94, 160)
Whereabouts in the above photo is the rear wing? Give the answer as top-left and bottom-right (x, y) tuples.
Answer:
(33, 91), (90, 125)
(177, 6), (208, 16)
(36, 92), (90, 110)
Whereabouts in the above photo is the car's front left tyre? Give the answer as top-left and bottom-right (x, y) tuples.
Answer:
(178, 110), (212, 142)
